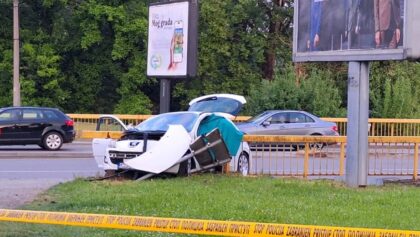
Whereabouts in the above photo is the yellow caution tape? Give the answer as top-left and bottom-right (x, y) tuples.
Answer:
(0, 209), (419, 237)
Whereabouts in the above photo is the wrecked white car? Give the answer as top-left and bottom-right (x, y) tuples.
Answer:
(92, 94), (251, 179)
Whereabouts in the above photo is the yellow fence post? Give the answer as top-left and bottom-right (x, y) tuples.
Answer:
(391, 123), (395, 136)
(414, 143), (419, 181)
(339, 143), (345, 176)
(371, 123), (376, 136)
(304, 143), (309, 178)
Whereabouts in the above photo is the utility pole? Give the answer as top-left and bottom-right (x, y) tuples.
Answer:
(13, 0), (21, 106)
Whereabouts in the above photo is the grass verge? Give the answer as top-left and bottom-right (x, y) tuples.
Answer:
(0, 174), (419, 236)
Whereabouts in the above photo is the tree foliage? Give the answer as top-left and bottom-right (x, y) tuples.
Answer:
(370, 61), (420, 118)
(244, 64), (346, 117)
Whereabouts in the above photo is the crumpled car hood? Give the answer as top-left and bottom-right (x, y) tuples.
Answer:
(124, 125), (192, 173)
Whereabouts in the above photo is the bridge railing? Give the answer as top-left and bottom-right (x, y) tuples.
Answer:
(68, 114), (420, 137)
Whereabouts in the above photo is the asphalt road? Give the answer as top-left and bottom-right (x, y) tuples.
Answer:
(0, 141), (93, 159)
(0, 141), (101, 208)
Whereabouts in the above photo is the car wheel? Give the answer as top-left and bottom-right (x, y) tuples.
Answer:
(310, 142), (324, 151)
(177, 158), (191, 177)
(309, 134), (324, 152)
(42, 131), (63, 150)
(237, 152), (249, 176)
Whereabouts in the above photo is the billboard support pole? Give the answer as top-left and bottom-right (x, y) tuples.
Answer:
(346, 61), (369, 187)
(159, 78), (171, 113)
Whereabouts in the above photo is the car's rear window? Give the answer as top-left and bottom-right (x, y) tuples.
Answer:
(188, 97), (242, 116)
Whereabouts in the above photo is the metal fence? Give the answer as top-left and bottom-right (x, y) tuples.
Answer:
(244, 135), (419, 180)
(68, 114), (420, 137)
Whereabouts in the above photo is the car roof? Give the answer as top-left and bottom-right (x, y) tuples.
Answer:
(0, 106), (60, 110)
(268, 110), (320, 115)
(258, 110), (321, 119)
(0, 107), (63, 114)
(265, 110), (307, 113)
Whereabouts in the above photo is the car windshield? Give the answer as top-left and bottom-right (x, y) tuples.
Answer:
(188, 97), (242, 115)
(247, 111), (273, 123)
(135, 113), (199, 132)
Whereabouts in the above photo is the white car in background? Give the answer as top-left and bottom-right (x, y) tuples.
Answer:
(92, 94), (251, 179)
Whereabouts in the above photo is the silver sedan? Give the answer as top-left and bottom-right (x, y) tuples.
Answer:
(236, 110), (339, 136)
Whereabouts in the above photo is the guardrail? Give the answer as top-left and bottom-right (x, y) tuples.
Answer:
(68, 114), (420, 137)
(80, 130), (419, 180)
(1, 209), (419, 237)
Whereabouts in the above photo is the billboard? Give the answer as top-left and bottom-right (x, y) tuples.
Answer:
(147, 0), (198, 77)
(292, 0), (420, 62)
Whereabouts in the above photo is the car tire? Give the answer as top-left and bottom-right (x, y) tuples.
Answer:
(310, 142), (324, 151)
(177, 158), (191, 177)
(237, 152), (249, 176)
(309, 134), (324, 152)
(42, 131), (63, 150)
(38, 144), (46, 150)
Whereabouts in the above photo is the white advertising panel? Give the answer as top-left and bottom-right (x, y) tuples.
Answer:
(147, 1), (189, 77)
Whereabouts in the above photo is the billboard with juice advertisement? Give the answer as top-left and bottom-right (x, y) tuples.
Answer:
(147, 0), (198, 77)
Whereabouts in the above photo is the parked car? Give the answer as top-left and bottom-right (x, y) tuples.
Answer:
(0, 107), (75, 150)
(236, 110), (339, 150)
(92, 94), (252, 179)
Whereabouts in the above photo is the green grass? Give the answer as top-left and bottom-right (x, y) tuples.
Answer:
(1, 175), (419, 236)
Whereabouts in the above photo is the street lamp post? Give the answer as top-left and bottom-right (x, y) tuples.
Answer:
(13, 0), (21, 106)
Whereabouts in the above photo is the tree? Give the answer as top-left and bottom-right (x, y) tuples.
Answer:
(0, 2), (13, 106)
(259, 0), (293, 80)
(245, 64), (345, 117)
(370, 61), (420, 118)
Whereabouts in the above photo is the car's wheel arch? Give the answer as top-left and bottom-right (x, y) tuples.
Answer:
(310, 132), (323, 136)
(308, 133), (325, 151)
(42, 127), (65, 138)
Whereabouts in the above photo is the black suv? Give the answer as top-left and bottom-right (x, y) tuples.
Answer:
(0, 107), (75, 150)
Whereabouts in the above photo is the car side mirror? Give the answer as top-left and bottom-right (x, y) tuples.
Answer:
(262, 121), (270, 127)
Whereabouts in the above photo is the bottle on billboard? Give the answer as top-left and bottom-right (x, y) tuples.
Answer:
(173, 20), (184, 63)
